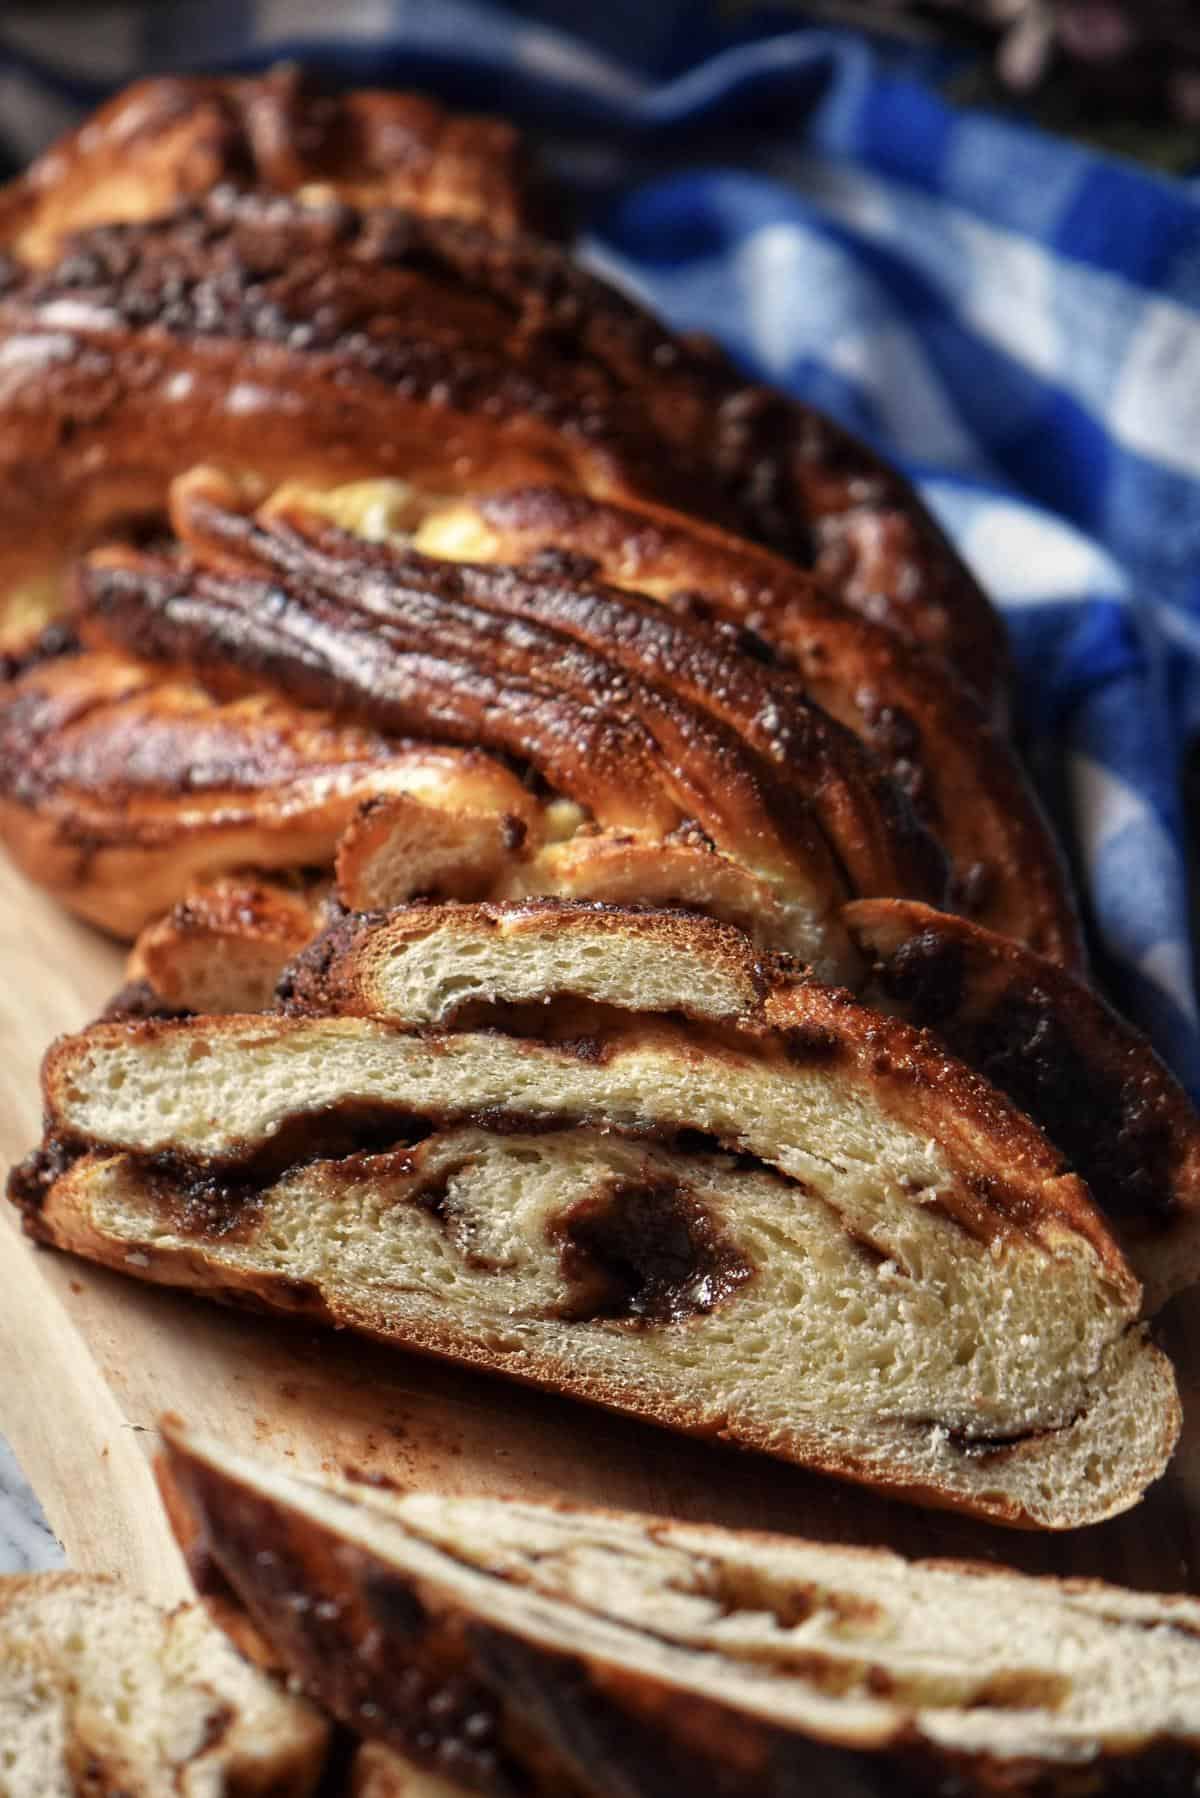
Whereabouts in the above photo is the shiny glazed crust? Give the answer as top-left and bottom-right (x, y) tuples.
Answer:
(845, 898), (1200, 1310)
(0, 645), (530, 937)
(0, 65), (554, 266)
(419, 486), (1079, 963)
(72, 475), (947, 944)
(0, 186), (1003, 709)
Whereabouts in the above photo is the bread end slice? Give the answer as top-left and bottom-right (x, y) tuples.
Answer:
(160, 1425), (1200, 1797)
(0, 1569), (328, 1794)
(131, 873), (329, 1015)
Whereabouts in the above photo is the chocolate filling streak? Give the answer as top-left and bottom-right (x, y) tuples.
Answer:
(14, 1112), (751, 1331)
(12, 1099), (760, 1230)
(11, 1119), (1061, 1456)
(0, 191), (1002, 706)
(77, 491), (945, 910)
(547, 1178), (754, 1325)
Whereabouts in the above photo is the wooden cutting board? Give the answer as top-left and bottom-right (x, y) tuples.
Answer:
(2, 850), (1199, 1607)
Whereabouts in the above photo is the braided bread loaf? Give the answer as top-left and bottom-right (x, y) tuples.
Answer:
(2, 76), (1195, 1526)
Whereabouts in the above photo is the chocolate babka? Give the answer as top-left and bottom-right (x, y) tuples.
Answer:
(163, 1426), (1200, 1796)
(0, 172), (999, 696)
(2, 77), (1194, 1529)
(15, 908), (1176, 1528)
(0, 76), (1060, 968)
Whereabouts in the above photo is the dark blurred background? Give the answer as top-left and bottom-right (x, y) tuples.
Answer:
(2, 2), (1200, 173)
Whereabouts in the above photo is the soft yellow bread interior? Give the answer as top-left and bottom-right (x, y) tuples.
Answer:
(288, 902), (771, 1027)
(0, 1572), (327, 1796)
(32, 991), (1175, 1527)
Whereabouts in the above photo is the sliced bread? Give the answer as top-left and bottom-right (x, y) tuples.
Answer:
(12, 932), (1177, 1527)
(162, 1426), (1200, 1797)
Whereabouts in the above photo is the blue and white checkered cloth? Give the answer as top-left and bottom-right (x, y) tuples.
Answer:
(4, 2), (1199, 1092)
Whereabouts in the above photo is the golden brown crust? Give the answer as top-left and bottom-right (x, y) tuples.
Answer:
(845, 898), (1200, 1309)
(756, 979), (1128, 1282)
(0, 189), (1002, 708)
(426, 486), (1079, 964)
(0, 645), (527, 936)
(0, 67), (555, 267)
(159, 1427), (1200, 1792)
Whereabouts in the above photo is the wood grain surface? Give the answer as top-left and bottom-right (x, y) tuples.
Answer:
(1, 849), (1198, 1606)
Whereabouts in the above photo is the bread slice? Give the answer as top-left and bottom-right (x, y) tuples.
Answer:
(846, 898), (1200, 1310)
(161, 1426), (1200, 1796)
(0, 1571), (328, 1794)
(278, 900), (774, 1029)
(14, 938), (1177, 1526)
(275, 898), (1200, 1305)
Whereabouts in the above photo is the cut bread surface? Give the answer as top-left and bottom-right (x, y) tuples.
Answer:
(278, 900), (774, 1028)
(124, 889), (1200, 1318)
(16, 965), (1176, 1526)
(0, 1571), (328, 1795)
(131, 873), (330, 1015)
(161, 1427), (1200, 1795)
(32, 1135), (1174, 1529)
